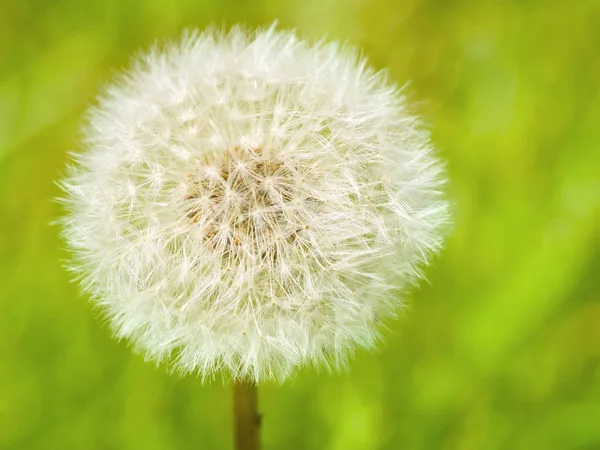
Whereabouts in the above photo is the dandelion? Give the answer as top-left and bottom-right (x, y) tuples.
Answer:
(59, 25), (449, 385)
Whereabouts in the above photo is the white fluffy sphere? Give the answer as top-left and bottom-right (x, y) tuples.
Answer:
(59, 26), (449, 382)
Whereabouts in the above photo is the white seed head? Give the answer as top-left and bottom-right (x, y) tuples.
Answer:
(59, 25), (449, 383)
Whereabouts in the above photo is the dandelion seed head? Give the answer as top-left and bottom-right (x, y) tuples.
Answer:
(59, 25), (449, 382)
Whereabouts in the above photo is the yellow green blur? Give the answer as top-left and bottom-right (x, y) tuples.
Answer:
(1, 0), (599, 449)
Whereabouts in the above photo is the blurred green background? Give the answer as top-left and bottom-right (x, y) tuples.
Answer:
(1, 0), (599, 449)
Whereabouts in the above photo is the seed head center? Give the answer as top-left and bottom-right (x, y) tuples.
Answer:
(184, 146), (303, 258)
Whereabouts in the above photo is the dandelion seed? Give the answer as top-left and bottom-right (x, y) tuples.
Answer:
(59, 25), (449, 383)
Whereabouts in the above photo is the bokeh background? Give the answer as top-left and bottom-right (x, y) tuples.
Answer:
(1, 0), (599, 449)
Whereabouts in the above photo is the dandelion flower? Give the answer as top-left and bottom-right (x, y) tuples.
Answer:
(59, 25), (449, 383)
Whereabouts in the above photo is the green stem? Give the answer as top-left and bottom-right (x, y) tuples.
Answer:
(234, 380), (261, 450)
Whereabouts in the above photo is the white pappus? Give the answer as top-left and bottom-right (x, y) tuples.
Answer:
(58, 25), (449, 383)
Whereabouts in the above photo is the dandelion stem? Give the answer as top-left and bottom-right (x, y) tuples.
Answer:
(234, 380), (261, 450)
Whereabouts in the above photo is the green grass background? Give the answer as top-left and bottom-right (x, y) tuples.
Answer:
(1, 0), (599, 449)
